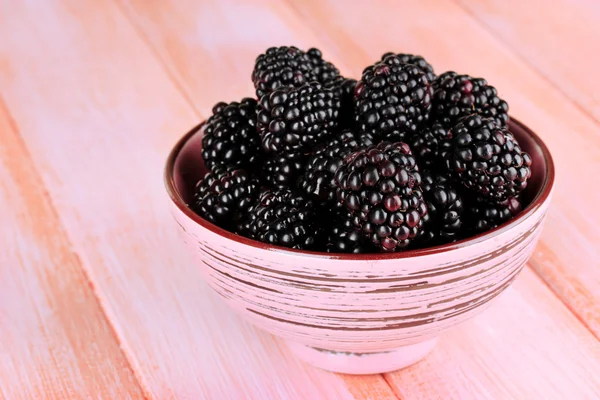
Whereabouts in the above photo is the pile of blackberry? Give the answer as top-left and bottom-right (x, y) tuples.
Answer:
(192, 46), (532, 253)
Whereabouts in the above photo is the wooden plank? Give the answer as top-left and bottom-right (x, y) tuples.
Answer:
(114, 0), (355, 112)
(0, 101), (144, 399)
(384, 269), (600, 400)
(285, 0), (600, 339)
(456, 0), (600, 122)
(0, 1), (397, 399)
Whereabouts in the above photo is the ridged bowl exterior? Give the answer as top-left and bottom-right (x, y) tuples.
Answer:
(165, 118), (554, 357)
(171, 196), (548, 352)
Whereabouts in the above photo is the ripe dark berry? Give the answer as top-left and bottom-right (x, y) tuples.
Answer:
(300, 130), (374, 203)
(241, 189), (323, 250)
(419, 171), (464, 244)
(252, 46), (315, 99)
(445, 114), (532, 201)
(201, 98), (260, 169)
(252, 46), (340, 99)
(262, 151), (306, 189)
(326, 210), (374, 253)
(380, 52), (436, 82)
(465, 196), (522, 233)
(325, 76), (358, 128)
(193, 166), (260, 231)
(409, 122), (453, 170)
(307, 47), (341, 85)
(257, 82), (341, 154)
(433, 72), (509, 128)
(334, 141), (428, 252)
(354, 55), (433, 141)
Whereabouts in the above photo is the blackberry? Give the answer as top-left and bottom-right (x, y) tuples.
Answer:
(466, 196), (522, 233)
(445, 114), (532, 201)
(242, 189), (322, 250)
(201, 98), (260, 169)
(252, 46), (315, 99)
(409, 122), (453, 170)
(354, 55), (433, 142)
(262, 151), (306, 189)
(380, 52), (436, 82)
(433, 71), (509, 128)
(193, 166), (260, 231)
(325, 76), (358, 128)
(300, 130), (374, 203)
(257, 82), (341, 154)
(326, 210), (374, 253)
(307, 48), (340, 85)
(334, 141), (428, 252)
(419, 171), (464, 244)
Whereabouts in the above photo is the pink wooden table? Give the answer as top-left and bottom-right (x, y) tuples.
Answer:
(1, 1), (600, 399)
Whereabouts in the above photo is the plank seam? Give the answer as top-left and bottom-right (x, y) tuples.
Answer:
(0, 94), (149, 400)
(112, 0), (203, 118)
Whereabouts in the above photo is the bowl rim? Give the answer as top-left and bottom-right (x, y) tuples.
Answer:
(164, 117), (555, 260)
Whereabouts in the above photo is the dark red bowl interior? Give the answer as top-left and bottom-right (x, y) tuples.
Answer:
(165, 118), (554, 259)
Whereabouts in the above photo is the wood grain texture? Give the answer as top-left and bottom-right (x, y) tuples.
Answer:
(1, 0), (600, 398)
(0, 101), (144, 399)
(457, 0), (600, 123)
(287, 0), (600, 344)
(0, 1), (396, 399)
(384, 268), (600, 400)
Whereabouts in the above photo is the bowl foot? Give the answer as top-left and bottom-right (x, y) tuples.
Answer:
(286, 338), (438, 375)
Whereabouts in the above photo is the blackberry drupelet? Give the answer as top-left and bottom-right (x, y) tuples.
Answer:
(325, 76), (358, 128)
(251, 46), (315, 99)
(300, 130), (374, 203)
(354, 55), (433, 142)
(193, 166), (260, 231)
(201, 98), (260, 169)
(465, 196), (522, 233)
(334, 141), (428, 252)
(419, 170), (464, 244)
(445, 114), (532, 201)
(262, 151), (306, 189)
(257, 82), (341, 154)
(307, 48), (340, 85)
(325, 210), (374, 253)
(433, 71), (509, 128)
(242, 188), (322, 250)
(380, 52), (436, 82)
(408, 122), (453, 170)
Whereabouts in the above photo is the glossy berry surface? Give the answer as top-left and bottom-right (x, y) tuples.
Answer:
(300, 130), (374, 203)
(252, 46), (315, 99)
(445, 114), (532, 202)
(325, 210), (374, 253)
(241, 189), (322, 250)
(465, 196), (522, 233)
(324, 76), (358, 128)
(193, 166), (260, 231)
(262, 151), (306, 189)
(354, 55), (433, 141)
(433, 71), (509, 128)
(201, 98), (260, 169)
(379, 52), (436, 82)
(334, 141), (428, 252)
(419, 170), (464, 244)
(257, 82), (341, 154)
(408, 122), (453, 171)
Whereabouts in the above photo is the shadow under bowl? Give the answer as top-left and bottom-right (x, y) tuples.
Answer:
(164, 118), (554, 374)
